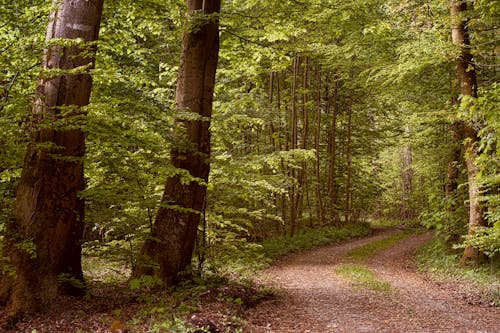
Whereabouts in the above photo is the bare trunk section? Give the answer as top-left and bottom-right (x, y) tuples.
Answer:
(289, 56), (299, 237)
(314, 68), (325, 226)
(296, 57), (309, 229)
(133, 0), (221, 284)
(0, 0), (104, 319)
(344, 90), (353, 224)
(327, 77), (339, 223)
(400, 146), (414, 220)
(449, 1), (487, 264)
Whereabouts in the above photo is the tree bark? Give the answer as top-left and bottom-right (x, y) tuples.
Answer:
(314, 68), (325, 226)
(133, 0), (221, 284)
(0, 0), (103, 319)
(344, 90), (353, 224)
(289, 56), (299, 237)
(449, 0), (487, 264)
(327, 77), (339, 223)
(400, 145), (414, 220)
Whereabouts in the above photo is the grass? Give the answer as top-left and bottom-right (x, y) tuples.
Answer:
(261, 222), (373, 261)
(346, 229), (415, 262)
(334, 226), (419, 293)
(335, 263), (392, 292)
(416, 238), (500, 305)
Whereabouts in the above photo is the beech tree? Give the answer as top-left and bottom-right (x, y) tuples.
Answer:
(0, 0), (104, 318)
(450, 0), (487, 264)
(133, 0), (222, 285)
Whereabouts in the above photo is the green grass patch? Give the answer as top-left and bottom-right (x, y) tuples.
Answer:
(416, 238), (500, 305)
(335, 263), (392, 292)
(261, 222), (372, 261)
(369, 219), (420, 228)
(347, 229), (415, 262)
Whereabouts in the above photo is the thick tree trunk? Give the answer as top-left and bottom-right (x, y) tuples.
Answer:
(0, 0), (103, 319)
(133, 0), (221, 284)
(450, 1), (487, 264)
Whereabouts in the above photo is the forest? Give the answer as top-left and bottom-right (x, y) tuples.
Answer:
(0, 0), (499, 332)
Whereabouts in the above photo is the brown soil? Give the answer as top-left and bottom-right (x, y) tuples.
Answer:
(244, 228), (500, 333)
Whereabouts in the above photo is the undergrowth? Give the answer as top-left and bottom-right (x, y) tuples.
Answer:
(261, 222), (372, 262)
(78, 223), (373, 332)
(416, 238), (500, 305)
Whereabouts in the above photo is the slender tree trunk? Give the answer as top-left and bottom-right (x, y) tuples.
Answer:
(314, 68), (325, 226)
(400, 145), (414, 220)
(269, 71), (276, 150)
(344, 90), (353, 224)
(327, 77), (339, 223)
(289, 56), (299, 237)
(294, 57), (309, 230)
(445, 122), (463, 200)
(276, 72), (287, 237)
(449, 1), (487, 264)
(0, 0), (104, 319)
(133, 0), (221, 284)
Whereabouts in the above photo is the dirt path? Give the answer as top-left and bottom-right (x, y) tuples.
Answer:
(244, 228), (500, 333)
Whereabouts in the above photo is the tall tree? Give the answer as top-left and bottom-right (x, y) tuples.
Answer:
(449, 0), (487, 264)
(133, 0), (222, 285)
(0, 0), (104, 318)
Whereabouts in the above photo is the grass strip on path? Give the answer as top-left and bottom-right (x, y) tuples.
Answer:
(335, 263), (392, 292)
(346, 229), (415, 262)
(335, 228), (417, 293)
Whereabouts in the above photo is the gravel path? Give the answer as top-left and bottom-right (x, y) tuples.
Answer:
(244, 228), (500, 333)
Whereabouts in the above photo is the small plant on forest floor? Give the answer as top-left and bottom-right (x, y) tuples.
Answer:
(347, 229), (415, 262)
(335, 263), (392, 292)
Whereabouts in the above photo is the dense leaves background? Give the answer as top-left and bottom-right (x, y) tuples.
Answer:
(0, 0), (498, 279)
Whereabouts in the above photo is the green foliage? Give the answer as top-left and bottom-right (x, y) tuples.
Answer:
(0, 0), (49, 229)
(335, 263), (392, 292)
(463, 227), (500, 258)
(419, 194), (468, 241)
(0, 0), (498, 304)
(129, 275), (164, 291)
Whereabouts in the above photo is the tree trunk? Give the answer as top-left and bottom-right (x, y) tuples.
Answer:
(133, 0), (221, 284)
(449, 1), (487, 264)
(0, 0), (103, 319)
(314, 68), (325, 226)
(327, 77), (339, 223)
(289, 56), (299, 237)
(344, 90), (353, 224)
(400, 145), (414, 220)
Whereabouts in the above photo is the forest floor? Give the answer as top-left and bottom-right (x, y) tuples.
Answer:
(1, 227), (499, 332)
(243, 228), (500, 333)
